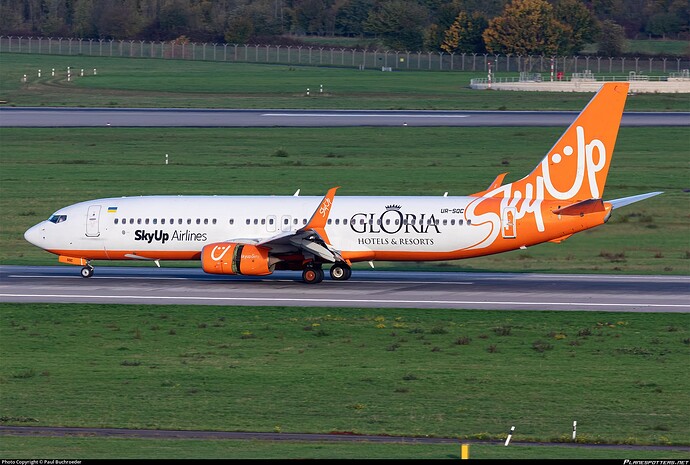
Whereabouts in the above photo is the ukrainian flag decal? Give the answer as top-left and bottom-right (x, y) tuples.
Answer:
(107, 206), (118, 213)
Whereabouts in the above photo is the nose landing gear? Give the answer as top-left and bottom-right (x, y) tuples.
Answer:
(80, 264), (94, 278)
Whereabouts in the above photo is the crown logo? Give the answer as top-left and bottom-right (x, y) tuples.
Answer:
(385, 204), (402, 211)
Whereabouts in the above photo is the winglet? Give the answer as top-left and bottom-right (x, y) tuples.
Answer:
(300, 187), (339, 245)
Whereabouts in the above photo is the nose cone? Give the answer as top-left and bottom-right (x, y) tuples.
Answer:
(24, 223), (45, 248)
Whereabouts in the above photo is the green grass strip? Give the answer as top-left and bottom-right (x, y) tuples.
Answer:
(2, 304), (688, 447)
(2, 53), (688, 110)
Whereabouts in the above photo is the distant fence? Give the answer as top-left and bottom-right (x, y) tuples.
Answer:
(1, 36), (689, 75)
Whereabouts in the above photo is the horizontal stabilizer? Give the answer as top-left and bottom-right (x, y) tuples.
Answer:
(553, 199), (605, 216)
(607, 192), (663, 209)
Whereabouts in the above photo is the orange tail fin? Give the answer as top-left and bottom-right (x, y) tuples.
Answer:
(508, 82), (629, 202)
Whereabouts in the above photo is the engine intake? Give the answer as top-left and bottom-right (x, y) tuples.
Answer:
(201, 242), (273, 276)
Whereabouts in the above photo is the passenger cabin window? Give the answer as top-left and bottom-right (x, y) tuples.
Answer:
(229, 219), (234, 225)
(114, 218), (119, 224)
(153, 219), (158, 224)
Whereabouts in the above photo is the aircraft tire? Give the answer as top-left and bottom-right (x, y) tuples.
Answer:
(329, 263), (352, 281)
(80, 266), (94, 278)
(302, 267), (324, 284)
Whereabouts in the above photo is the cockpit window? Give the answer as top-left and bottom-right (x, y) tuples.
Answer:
(48, 214), (67, 224)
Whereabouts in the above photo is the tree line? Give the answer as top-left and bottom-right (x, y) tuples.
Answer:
(0, 0), (687, 56)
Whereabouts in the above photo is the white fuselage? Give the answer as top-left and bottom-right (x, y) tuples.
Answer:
(24, 194), (534, 262)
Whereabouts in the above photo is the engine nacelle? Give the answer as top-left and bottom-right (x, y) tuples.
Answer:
(201, 242), (273, 276)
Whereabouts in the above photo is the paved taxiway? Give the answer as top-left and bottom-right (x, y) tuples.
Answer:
(1, 107), (688, 127)
(1, 266), (687, 312)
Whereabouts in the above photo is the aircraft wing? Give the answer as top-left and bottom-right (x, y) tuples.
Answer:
(225, 187), (344, 263)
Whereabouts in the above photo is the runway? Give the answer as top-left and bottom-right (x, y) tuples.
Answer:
(1, 265), (688, 312)
(1, 107), (688, 127)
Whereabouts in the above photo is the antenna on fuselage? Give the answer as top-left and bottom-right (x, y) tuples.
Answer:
(293, 189), (300, 196)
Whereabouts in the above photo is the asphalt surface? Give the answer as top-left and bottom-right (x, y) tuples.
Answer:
(1, 265), (688, 312)
(1, 107), (689, 127)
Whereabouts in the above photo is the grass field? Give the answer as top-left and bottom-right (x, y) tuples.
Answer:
(1, 126), (687, 274)
(1, 304), (688, 457)
(1, 53), (689, 110)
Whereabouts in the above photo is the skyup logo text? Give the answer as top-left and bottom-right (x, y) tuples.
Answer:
(134, 229), (207, 243)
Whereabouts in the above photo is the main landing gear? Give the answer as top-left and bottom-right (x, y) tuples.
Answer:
(80, 263), (94, 278)
(329, 262), (352, 281)
(301, 262), (352, 284)
(302, 266), (324, 284)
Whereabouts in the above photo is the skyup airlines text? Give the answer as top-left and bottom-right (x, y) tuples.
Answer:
(134, 229), (207, 243)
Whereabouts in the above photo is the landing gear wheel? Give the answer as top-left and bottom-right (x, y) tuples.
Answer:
(302, 267), (324, 284)
(80, 265), (94, 278)
(329, 263), (352, 281)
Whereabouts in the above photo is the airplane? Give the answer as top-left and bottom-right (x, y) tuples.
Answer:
(24, 82), (662, 284)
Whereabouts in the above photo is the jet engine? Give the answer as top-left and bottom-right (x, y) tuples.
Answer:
(201, 242), (273, 276)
